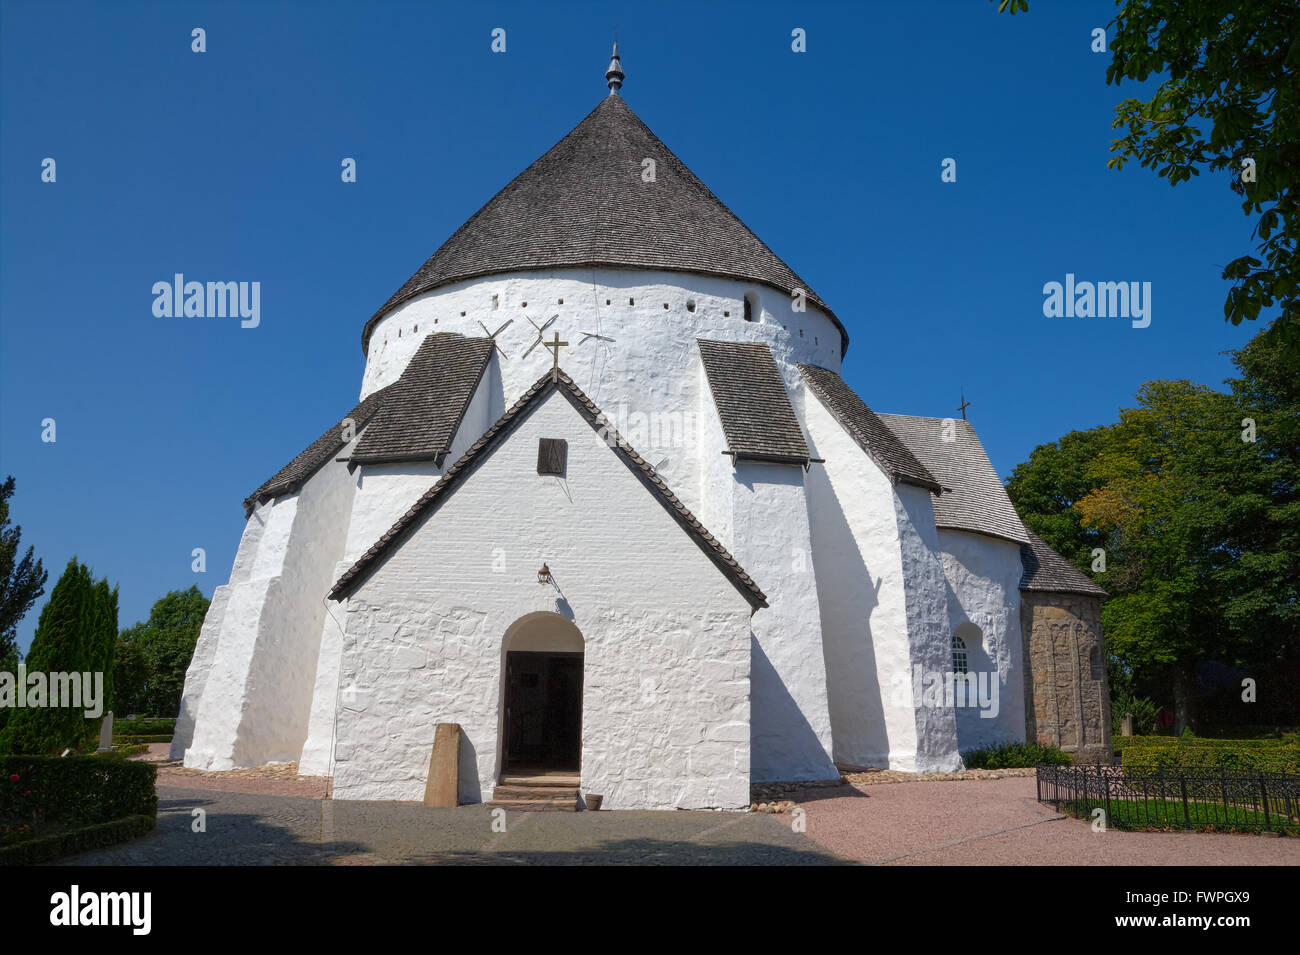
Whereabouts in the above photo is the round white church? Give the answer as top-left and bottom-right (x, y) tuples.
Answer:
(172, 48), (1111, 810)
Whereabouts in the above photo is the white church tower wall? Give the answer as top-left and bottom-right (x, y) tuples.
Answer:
(937, 529), (1028, 751)
(730, 460), (837, 781)
(171, 504), (270, 760)
(182, 451), (358, 769)
(299, 367), (501, 775)
(801, 391), (960, 772)
(359, 269), (840, 522)
(896, 485), (965, 772)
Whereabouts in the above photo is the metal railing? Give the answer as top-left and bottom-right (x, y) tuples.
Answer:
(1036, 764), (1300, 833)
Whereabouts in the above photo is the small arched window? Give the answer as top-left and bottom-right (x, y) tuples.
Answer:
(743, 292), (758, 322)
(951, 633), (968, 675)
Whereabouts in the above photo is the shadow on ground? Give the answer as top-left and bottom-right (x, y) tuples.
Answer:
(54, 787), (849, 866)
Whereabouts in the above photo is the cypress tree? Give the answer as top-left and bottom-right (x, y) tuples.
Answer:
(82, 577), (118, 747)
(0, 558), (94, 754)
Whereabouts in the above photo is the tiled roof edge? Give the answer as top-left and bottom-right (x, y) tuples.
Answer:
(328, 369), (768, 610)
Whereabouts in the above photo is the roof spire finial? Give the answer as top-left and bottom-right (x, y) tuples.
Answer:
(605, 42), (624, 95)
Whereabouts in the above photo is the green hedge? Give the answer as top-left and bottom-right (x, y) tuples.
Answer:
(111, 734), (173, 744)
(1, 755), (157, 829)
(963, 742), (1073, 769)
(101, 744), (150, 759)
(112, 718), (175, 736)
(0, 814), (156, 865)
(1120, 737), (1300, 774)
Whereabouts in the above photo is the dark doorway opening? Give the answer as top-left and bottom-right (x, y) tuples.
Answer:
(503, 651), (583, 773)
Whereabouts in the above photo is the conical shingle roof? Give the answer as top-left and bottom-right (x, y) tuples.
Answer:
(361, 95), (847, 354)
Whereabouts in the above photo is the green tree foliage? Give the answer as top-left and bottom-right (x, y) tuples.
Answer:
(113, 587), (208, 717)
(1074, 378), (1245, 732)
(85, 579), (119, 748)
(2, 560), (90, 754)
(1004, 426), (1113, 570)
(1105, 1), (1299, 349)
(0, 559), (119, 755)
(0, 476), (48, 673)
(1217, 328), (1300, 643)
(995, 0), (1300, 353)
(1007, 323), (1300, 733)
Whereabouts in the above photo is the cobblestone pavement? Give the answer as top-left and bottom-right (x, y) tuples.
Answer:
(794, 776), (1300, 865)
(59, 786), (845, 865)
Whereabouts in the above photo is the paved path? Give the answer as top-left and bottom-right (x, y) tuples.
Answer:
(58, 775), (1300, 865)
(793, 777), (1300, 865)
(60, 786), (843, 865)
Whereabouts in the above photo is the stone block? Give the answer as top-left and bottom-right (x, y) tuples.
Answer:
(423, 722), (460, 807)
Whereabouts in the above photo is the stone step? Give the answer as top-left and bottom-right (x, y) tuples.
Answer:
(489, 797), (579, 812)
(499, 774), (580, 789)
(492, 784), (580, 801)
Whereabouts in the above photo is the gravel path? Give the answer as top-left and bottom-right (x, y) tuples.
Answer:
(794, 776), (1300, 865)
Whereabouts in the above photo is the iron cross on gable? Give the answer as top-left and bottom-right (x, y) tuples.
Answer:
(958, 392), (972, 420)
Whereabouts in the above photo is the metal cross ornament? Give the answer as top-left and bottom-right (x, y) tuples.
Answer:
(522, 314), (558, 357)
(543, 331), (569, 375)
(477, 319), (514, 359)
(958, 392), (972, 421)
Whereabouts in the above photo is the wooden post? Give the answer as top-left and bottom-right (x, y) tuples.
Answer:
(423, 723), (460, 808)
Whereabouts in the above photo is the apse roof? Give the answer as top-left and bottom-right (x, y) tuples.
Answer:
(1019, 530), (1108, 597)
(877, 413), (1030, 545)
(361, 90), (848, 356)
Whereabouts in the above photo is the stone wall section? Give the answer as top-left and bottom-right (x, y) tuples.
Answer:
(1020, 591), (1112, 762)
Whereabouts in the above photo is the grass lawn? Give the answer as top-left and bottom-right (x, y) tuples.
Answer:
(1063, 798), (1299, 834)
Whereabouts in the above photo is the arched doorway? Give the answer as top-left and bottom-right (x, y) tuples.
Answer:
(501, 613), (584, 774)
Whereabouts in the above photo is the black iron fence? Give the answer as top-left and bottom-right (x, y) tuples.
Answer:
(1036, 764), (1300, 834)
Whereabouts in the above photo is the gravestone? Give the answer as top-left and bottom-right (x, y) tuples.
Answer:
(96, 711), (115, 753)
(423, 722), (460, 807)
(1120, 713), (1133, 737)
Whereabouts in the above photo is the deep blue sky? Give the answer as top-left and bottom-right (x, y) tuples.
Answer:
(1, 0), (1266, 651)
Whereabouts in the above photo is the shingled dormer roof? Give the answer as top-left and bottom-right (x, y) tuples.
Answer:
(351, 333), (493, 466)
(361, 94), (848, 357)
(329, 368), (768, 610)
(699, 340), (810, 464)
(877, 413), (1029, 545)
(797, 364), (941, 491)
(243, 386), (394, 514)
(1019, 530), (1108, 597)
(243, 333), (490, 513)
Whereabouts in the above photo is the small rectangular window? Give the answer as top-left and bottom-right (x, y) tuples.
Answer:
(537, 438), (567, 475)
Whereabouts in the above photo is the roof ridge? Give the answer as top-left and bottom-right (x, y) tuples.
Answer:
(328, 367), (768, 609)
(242, 382), (398, 513)
(797, 364), (941, 491)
